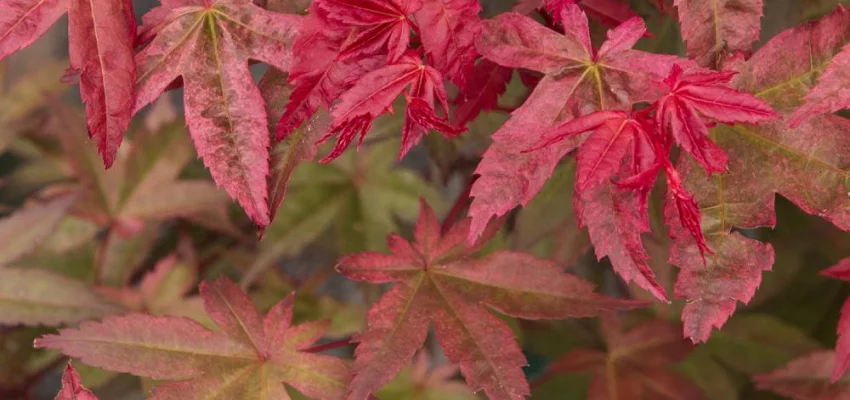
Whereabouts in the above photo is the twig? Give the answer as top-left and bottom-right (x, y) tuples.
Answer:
(305, 337), (353, 353)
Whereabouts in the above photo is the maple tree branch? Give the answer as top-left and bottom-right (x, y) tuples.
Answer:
(305, 337), (353, 353)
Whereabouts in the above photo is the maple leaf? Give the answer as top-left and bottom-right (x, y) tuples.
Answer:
(754, 351), (850, 400)
(274, 4), (385, 140)
(545, 316), (704, 400)
(317, 0), (422, 63)
(451, 59), (513, 127)
(36, 278), (350, 400)
(655, 64), (776, 174)
(0, 0), (136, 167)
(336, 200), (647, 400)
(319, 53), (465, 162)
(669, 5), (850, 342)
(413, 0), (481, 88)
(133, 0), (302, 227)
(789, 35), (850, 126)
(513, 0), (639, 28)
(674, 0), (764, 67)
(821, 258), (850, 382)
(470, 4), (689, 242)
(56, 362), (98, 400)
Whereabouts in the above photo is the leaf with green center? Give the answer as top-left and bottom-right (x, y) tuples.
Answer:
(470, 5), (694, 302)
(669, 5), (850, 342)
(35, 278), (350, 400)
(336, 200), (648, 400)
(133, 0), (302, 227)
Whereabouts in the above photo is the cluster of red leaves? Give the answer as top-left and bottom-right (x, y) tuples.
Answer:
(8, 0), (850, 398)
(470, 4), (776, 305)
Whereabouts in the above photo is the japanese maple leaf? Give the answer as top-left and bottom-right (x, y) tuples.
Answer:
(36, 278), (350, 400)
(668, 5), (850, 342)
(316, 0), (422, 63)
(655, 63), (777, 174)
(674, 0), (764, 67)
(413, 0), (481, 88)
(56, 362), (98, 400)
(470, 4), (690, 243)
(451, 59), (513, 127)
(821, 258), (850, 382)
(0, 0), (136, 167)
(319, 53), (465, 162)
(529, 107), (715, 298)
(132, 0), (302, 227)
(754, 351), (850, 400)
(545, 316), (704, 400)
(789, 30), (850, 127)
(274, 5), (385, 140)
(513, 0), (639, 28)
(336, 200), (647, 400)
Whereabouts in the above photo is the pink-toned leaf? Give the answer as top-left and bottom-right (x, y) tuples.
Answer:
(134, 0), (302, 227)
(451, 59), (513, 126)
(35, 277), (349, 399)
(674, 0), (764, 67)
(68, 0), (136, 167)
(755, 351), (850, 400)
(337, 200), (647, 400)
(470, 5), (692, 243)
(56, 362), (99, 400)
(0, 0), (67, 60)
(789, 43), (850, 127)
(414, 0), (481, 87)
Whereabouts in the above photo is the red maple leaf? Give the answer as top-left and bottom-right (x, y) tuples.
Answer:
(0, 0), (136, 167)
(317, 0), (422, 63)
(318, 52), (465, 162)
(414, 0), (482, 88)
(274, 3), (385, 140)
(451, 59), (513, 127)
(668, 5), (850, 342)
(470, 4), (688, 243)
(655, 64), (777, 174)
(336, 200), (648, 400)
(132, 0), (302, 227)
(674, 0), (764, 67)
(56, 362), (99, 400)
(788, 21), (850, 127)
(821, 258), (850, 383)
(36, 278), (350, 399)
(472, 5), (698, 302)
(513, 0), (640, 29)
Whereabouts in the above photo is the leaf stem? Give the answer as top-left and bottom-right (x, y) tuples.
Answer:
(440, 175), (476, 234)
(305, 337), (353, 353)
